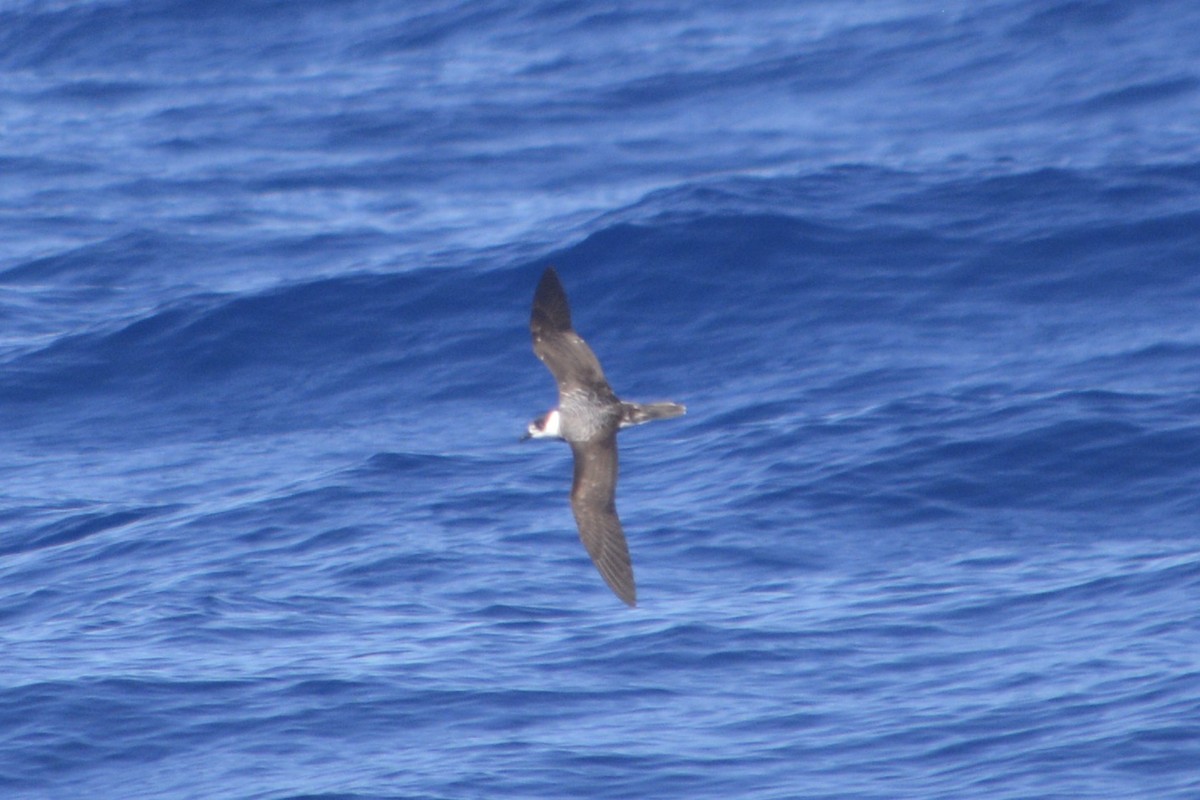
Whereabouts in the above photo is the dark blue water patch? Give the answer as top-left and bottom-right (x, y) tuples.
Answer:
(186, 483), (386, 539)
(549, 216), (965, 359)
(0, 672), (481, 791)
(0, 230), (204, 286)
(1073, 76), (1200, 114)
(0, 505), (177, 558)
(329, 548), (460, 593)
(0, 0), (327, 72)
(242, 158), (439, 193)
(696, 396), (821, 432)
(879, 167), (1103, 229)
(1010, 1), (1131, 38)
(520, 5), (678, 39)
(354, 451), (466, 480)
(563, 215), (854, 284)
(0, 677), (243, 788)
(721, 374), (1200, 534)
(670, 535), (826, 584)
(991, 213), (1200, 303)
(354, 3), (518, 55)
(860, 164), (1200, 248)
(0, 587), (64, 627)
(555, 167), (1200, 343)
(0, 154), (100, 183)
(43, 78), (155, 104)
(932, 557), (1200, 633)
(579, 7), (970, 111)
(0, 265), (534, 432)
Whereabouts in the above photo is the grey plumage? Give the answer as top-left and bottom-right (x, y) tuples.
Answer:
(526, 266), (685, 606)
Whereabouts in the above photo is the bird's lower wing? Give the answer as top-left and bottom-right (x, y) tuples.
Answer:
(569, 439), (636, 606)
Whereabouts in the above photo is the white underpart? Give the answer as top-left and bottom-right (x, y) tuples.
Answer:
(538, 409), (562, 438)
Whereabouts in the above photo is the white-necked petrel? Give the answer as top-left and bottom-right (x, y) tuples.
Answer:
(523, 266), (686, 606)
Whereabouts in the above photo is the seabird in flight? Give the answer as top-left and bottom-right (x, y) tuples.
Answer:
(522, 267), (686, 606)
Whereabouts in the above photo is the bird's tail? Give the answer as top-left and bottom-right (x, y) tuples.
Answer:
(620, 401), (687, 428)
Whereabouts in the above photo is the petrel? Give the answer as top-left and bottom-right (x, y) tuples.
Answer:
(522, 267), (686, 606)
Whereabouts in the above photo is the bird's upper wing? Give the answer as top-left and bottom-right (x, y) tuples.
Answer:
(530, 267), (613, 397)
(569, 437), (636, 606)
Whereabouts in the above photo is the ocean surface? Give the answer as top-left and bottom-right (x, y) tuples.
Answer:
(3, 1), (1200, 798)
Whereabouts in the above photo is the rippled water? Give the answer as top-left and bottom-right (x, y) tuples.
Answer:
(3, 2), (1200, 798)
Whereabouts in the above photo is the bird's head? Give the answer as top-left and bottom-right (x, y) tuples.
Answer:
(521, 409), (562, 441)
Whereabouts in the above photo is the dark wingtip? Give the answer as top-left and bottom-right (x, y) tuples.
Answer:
(605, 580), (637, 607)
(531, 266), (573, 333)
(537, 266), (560, 293)
(602, 565), (638, 607)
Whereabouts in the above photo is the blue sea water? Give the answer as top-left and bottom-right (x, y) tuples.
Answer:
(3, 1), (1200, 798)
